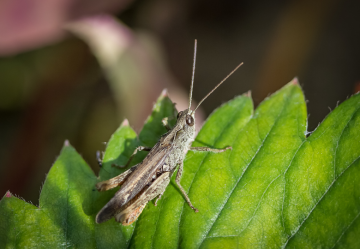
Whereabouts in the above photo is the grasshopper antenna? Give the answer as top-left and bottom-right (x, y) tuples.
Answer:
(192, 62), (243, 113)
(189, 39), (197, 109)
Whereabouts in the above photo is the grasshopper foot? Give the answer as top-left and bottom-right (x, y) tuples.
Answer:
(154, 194), (162, 206)
(112, 163), (126, 169)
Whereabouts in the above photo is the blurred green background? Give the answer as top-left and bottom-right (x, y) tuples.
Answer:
(0, 0), (359, 205)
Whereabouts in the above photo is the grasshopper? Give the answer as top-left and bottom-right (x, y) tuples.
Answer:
(95, 40), (243, 225)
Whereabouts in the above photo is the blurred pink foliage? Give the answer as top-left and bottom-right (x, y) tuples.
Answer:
(67, 15), (204, 131)
(0, 0), (133, 55)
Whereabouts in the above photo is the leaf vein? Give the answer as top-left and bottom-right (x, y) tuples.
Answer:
(283, 105), (360, 247)
(331, 208), (360, 249)
(237, 173), (282, 236)
(283, 155), (360, 248)
(333, 106), (360, 179)
(281, 140), (307, 233)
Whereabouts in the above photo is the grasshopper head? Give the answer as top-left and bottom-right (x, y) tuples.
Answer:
(175, 108), (196, 136)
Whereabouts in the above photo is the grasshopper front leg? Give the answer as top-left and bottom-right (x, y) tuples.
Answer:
(112, 146), (152, 169)
(97, 146), (152, 169)
(162, 117), (172, 131)
(175, 161), (199, 212)
(162, 106), (178, 131)
(96, 150), (105, 167)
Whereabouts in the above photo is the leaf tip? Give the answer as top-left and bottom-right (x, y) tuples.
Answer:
(64, 140), (70, 147)
(161, 89), (168, 97)
(5, 191), (12, 198)
(291, 77), (299, 85)
(244, 90), (252, 98)
(122, 119), (129, 126)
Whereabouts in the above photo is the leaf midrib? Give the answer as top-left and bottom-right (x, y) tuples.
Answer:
(199, 89), (295, 248)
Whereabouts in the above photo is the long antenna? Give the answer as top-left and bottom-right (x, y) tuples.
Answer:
(189, 39), (197, 109)
(192, 62), (244, 113)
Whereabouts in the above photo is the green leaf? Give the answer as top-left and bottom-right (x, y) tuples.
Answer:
(1, 79), (360, 248)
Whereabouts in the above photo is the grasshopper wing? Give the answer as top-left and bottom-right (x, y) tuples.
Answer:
(96, 142), (172, 223)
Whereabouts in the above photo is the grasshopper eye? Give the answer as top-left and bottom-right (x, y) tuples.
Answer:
(186, 115), (194, 126)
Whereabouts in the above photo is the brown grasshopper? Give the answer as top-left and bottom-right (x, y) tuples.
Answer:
(95, 40), (243, 225)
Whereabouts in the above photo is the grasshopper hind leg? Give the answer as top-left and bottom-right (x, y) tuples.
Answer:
(110, 172), (171, 225)
(96, 164), (139, 191)
(152, 172), (171, 207)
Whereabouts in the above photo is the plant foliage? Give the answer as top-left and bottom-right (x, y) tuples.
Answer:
(1, 80), (360, 248)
